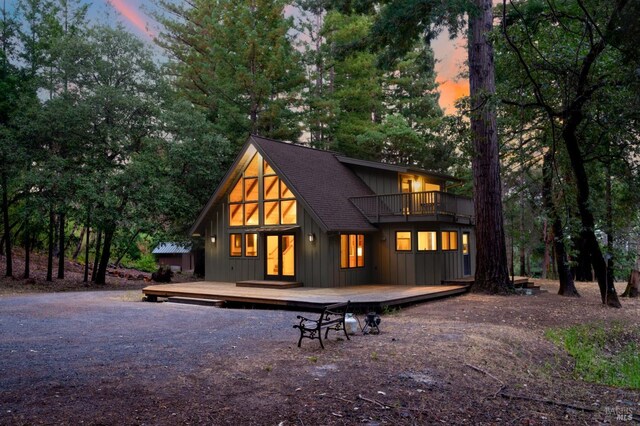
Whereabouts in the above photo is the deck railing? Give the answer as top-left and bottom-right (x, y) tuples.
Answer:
(349, 191), (474, 223)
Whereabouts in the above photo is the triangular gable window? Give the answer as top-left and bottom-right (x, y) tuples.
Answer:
(228, 152), (297, 227)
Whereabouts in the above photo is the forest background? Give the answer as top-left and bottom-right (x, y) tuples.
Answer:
(1, 0), (638, 295)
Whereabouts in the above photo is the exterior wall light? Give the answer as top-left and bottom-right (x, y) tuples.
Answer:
(307, 233), (315, 243)
(211, 235), (217, 244)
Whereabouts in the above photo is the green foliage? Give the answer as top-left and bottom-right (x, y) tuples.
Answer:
(124, 253), (157, 274)
(154, 0), (304, 147)
(546, 322), (640, 389)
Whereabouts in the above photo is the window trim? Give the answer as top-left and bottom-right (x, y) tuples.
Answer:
(395, 231), (413, 252)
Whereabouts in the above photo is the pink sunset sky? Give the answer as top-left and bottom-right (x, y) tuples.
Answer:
(106, 0), (468, 113)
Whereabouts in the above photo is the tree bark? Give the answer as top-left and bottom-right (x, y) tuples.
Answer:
(57, 212), (65, 279)
(91, 229), (102, 282)
(95, 224), (115, 285)
(83, 207), (90, 283)
(2, 171), (12, 277)
(73, 226), (85, 260)
(541, 220), (549, 279)
(469, 0), (512, 294)
(562, 113), (620, 307)
(542, 151), (579, 297)
(621, 270), (639, 297)
(46, 204), (54, 282)
(573, 234), (593, 281)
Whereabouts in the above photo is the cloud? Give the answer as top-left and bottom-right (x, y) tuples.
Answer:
(108, 0), (156, 39)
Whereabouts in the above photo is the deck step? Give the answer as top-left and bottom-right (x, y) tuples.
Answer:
(167, 296), (225, 307)
(236, 280), (303, 289)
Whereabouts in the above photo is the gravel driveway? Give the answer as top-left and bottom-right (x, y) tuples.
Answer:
(0, 291), (304, 424)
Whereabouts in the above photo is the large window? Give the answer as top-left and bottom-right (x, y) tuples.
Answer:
(396, 231), (412, 251)
(417, 231), (437, 251)
(340, 234), (364, 268)
(441, 231), (458, 251)
(263, 160), (296, 225)
(229, 154), (297, 227)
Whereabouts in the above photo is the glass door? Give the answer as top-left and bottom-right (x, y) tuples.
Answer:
(462, 232), (471, 276)
(265, 234), (296, 280)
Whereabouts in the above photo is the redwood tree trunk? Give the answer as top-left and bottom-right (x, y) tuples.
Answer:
(2, 171), (12, 277)
(468, 0), (512, 294)
(542, 151), (579, 297)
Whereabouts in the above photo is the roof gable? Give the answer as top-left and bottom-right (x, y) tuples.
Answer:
(190, 135), (377, 235)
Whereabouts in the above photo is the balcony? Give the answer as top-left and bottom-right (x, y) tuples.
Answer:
(350, 191), (474, 224)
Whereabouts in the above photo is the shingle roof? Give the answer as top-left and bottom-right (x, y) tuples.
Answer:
(250, 135), (377, 232)
(152, 242), (192, 254)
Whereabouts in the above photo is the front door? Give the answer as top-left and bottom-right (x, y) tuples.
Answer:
(462, 232), (471, 276)
(265, 233), (296, 280)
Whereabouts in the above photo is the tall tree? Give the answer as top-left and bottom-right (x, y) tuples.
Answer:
(155, 0), (304, 146)
(370, 0), (513, 293)
(498, 0), (640, 307)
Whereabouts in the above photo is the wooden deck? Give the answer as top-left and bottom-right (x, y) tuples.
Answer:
(142, 281), (470, 310)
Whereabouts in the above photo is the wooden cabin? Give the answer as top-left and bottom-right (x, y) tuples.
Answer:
(189, 135), (475, 287)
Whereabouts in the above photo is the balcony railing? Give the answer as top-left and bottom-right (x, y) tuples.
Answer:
(349, 191), (474, 223)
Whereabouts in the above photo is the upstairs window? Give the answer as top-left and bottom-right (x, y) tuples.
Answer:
(228, 153), (297, 227)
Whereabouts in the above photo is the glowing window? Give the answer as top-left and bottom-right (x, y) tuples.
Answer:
(442, 231), (458, 251)
(264, 176), (279, 200)
(264, 202), (279, 225)
(229, 204), (243, 226)
(230, 234), (242, 257)
(244, 203), (259, 226)
(245, 155), (259, 177)
(280, 200), (297, 224)
(340, 234), (364, 269)
(396, 231), (412, 251)
(244, 178), (258, 201)
(229, 180), (243, 203)
(245, 233), (258, 257)
(417, 231), (437, 251)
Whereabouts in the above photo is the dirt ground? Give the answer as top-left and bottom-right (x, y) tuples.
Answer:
(1, 252), (640, 425)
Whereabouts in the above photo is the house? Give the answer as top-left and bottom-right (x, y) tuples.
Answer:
(189, 135), (475, 287)
(152, 242), (194, 272)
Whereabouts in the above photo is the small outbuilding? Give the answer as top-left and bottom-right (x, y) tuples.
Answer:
(152, 242), (194, 273)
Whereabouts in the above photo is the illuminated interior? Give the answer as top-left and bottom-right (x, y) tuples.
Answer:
(462, 233), (469, 255)
(442, 231), (458, 251)
(340, 234), (365, 268)
(400, 174), (441, 193)
(230, 234), (242, 256)
(245, 233), (258, 257)
(417, 231), (437, 251)
(266, 234), (295, 277)
(396, 231), (412, 251)
(228, 153), (297, 227)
